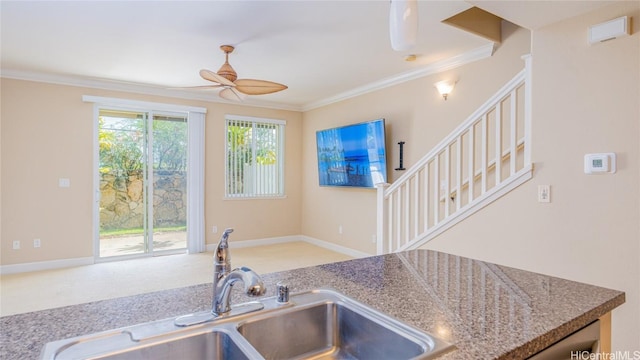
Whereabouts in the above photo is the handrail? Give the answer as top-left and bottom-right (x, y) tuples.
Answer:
(376, 55), (533, 254)
(385, 68), (526, 195)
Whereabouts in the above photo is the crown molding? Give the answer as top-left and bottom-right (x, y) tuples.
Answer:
(2, 43), (495, 114)
(301, 43), (496, 111)
(0, 69), (303, 112)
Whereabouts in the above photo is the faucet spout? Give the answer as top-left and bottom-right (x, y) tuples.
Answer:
(212, 228), (266, 315)
(215, 228), (233, 266)
(213, 266), (265, 314)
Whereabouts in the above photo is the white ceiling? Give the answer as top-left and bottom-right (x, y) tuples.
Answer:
(0, 1), (617, 111)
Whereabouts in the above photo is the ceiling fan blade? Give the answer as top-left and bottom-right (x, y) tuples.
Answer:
(171, 85), (224, 90)
(234, 79), (288, 95)
(200, 69), (235, 87)
(219, 87), (246, 102)
(230, 87), (248, 101)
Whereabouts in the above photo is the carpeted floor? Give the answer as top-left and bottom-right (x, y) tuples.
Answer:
(0, 242), (353, 316)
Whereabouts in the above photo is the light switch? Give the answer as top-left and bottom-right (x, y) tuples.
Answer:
(538, 185), (550, 203)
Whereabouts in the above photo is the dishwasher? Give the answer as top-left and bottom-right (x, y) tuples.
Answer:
(528, 320), (600, 359)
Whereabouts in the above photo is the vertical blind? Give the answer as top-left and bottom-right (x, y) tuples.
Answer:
(187, 111), (206, 253)
(225, 116), (285, 198)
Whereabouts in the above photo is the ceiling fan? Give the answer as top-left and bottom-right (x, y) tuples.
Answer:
(192, 45), (288, 101)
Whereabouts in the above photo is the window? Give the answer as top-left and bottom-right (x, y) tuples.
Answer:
(225, 115), (285, 198)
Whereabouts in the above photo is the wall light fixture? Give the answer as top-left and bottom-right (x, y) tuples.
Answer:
(434, 80), (456, 100)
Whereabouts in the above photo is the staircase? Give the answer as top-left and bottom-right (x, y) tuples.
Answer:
(376, 56), (533, 255)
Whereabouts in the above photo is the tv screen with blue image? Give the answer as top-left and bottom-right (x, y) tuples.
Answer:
(316, 119), (387, 188)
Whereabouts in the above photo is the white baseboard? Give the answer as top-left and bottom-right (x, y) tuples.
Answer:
(300, 236), (372, 259)
(1, 236), (370, 275)
(207, 234), (371, 259)
(0, 257), (94, 275)
(206, 235), (300, 252)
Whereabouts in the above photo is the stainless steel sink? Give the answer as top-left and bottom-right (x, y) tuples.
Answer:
(103, 330), (250, 360)
(237, 292), (450, 360)
(41, 289), (453, 360)
(55, 330), (251, 360)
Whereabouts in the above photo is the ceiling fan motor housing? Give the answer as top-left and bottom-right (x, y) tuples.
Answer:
(217, 62), (237, 82)
(217, 45), (238, 82)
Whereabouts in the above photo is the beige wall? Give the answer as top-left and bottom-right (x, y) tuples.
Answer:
(424, 3), (640, 352)
(301, 22), (531, 255)
(302, 2), (639, 351)
(1, 1), (638, 352)
(0, 80), (302, 265)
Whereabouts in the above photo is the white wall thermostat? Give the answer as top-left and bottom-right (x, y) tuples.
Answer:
(584, 153), (616, 174)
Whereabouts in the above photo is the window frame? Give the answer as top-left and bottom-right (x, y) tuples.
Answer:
(224, 115), (286, 199)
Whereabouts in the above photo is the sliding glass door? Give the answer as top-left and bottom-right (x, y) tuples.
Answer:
(97, 108), (187, 259)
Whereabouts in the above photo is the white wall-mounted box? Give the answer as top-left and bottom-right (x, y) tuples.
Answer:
(584, 153), (616, 174)
(589, 16), (630, 44)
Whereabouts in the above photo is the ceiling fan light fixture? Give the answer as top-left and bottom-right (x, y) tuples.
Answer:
(389, 0), (418, 51)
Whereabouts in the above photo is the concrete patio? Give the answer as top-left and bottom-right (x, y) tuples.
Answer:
(99, 231), (186, 257)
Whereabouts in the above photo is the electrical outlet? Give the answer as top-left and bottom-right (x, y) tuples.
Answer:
(371, 234), (377, 244)
(13, 240), (20, 250)
(338, 225), (343, 234)
(212, 226), (218, 234)
(59, 178), (70, 188)
(34, 239), (41, 248)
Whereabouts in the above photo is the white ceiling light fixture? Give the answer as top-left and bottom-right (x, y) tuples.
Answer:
(389, 0), (418, 51)
(434, 80), (456, 100)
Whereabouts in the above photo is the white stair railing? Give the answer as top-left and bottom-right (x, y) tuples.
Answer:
(376, 55), (533, 255)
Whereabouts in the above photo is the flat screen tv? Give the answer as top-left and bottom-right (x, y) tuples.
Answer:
(316, 119), (387, 188)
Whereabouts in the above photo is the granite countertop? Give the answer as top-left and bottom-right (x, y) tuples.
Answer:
(0, 249), (625, 359)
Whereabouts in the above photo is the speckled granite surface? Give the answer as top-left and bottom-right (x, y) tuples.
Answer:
(0, 250), (625, 359)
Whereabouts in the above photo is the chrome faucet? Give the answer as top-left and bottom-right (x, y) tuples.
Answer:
(212, 228), (266, 315)
(174, 228), (266, 327)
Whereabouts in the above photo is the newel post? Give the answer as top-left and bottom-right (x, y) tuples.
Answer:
(375, 183), (390, 255)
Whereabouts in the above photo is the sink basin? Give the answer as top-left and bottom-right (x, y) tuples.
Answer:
(49, 329), (253, 360)
(103, 331), (249, 360)
(41, 289), (453, 360)
(238, 300), (436, 360)
(54, 331), (250, 360)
